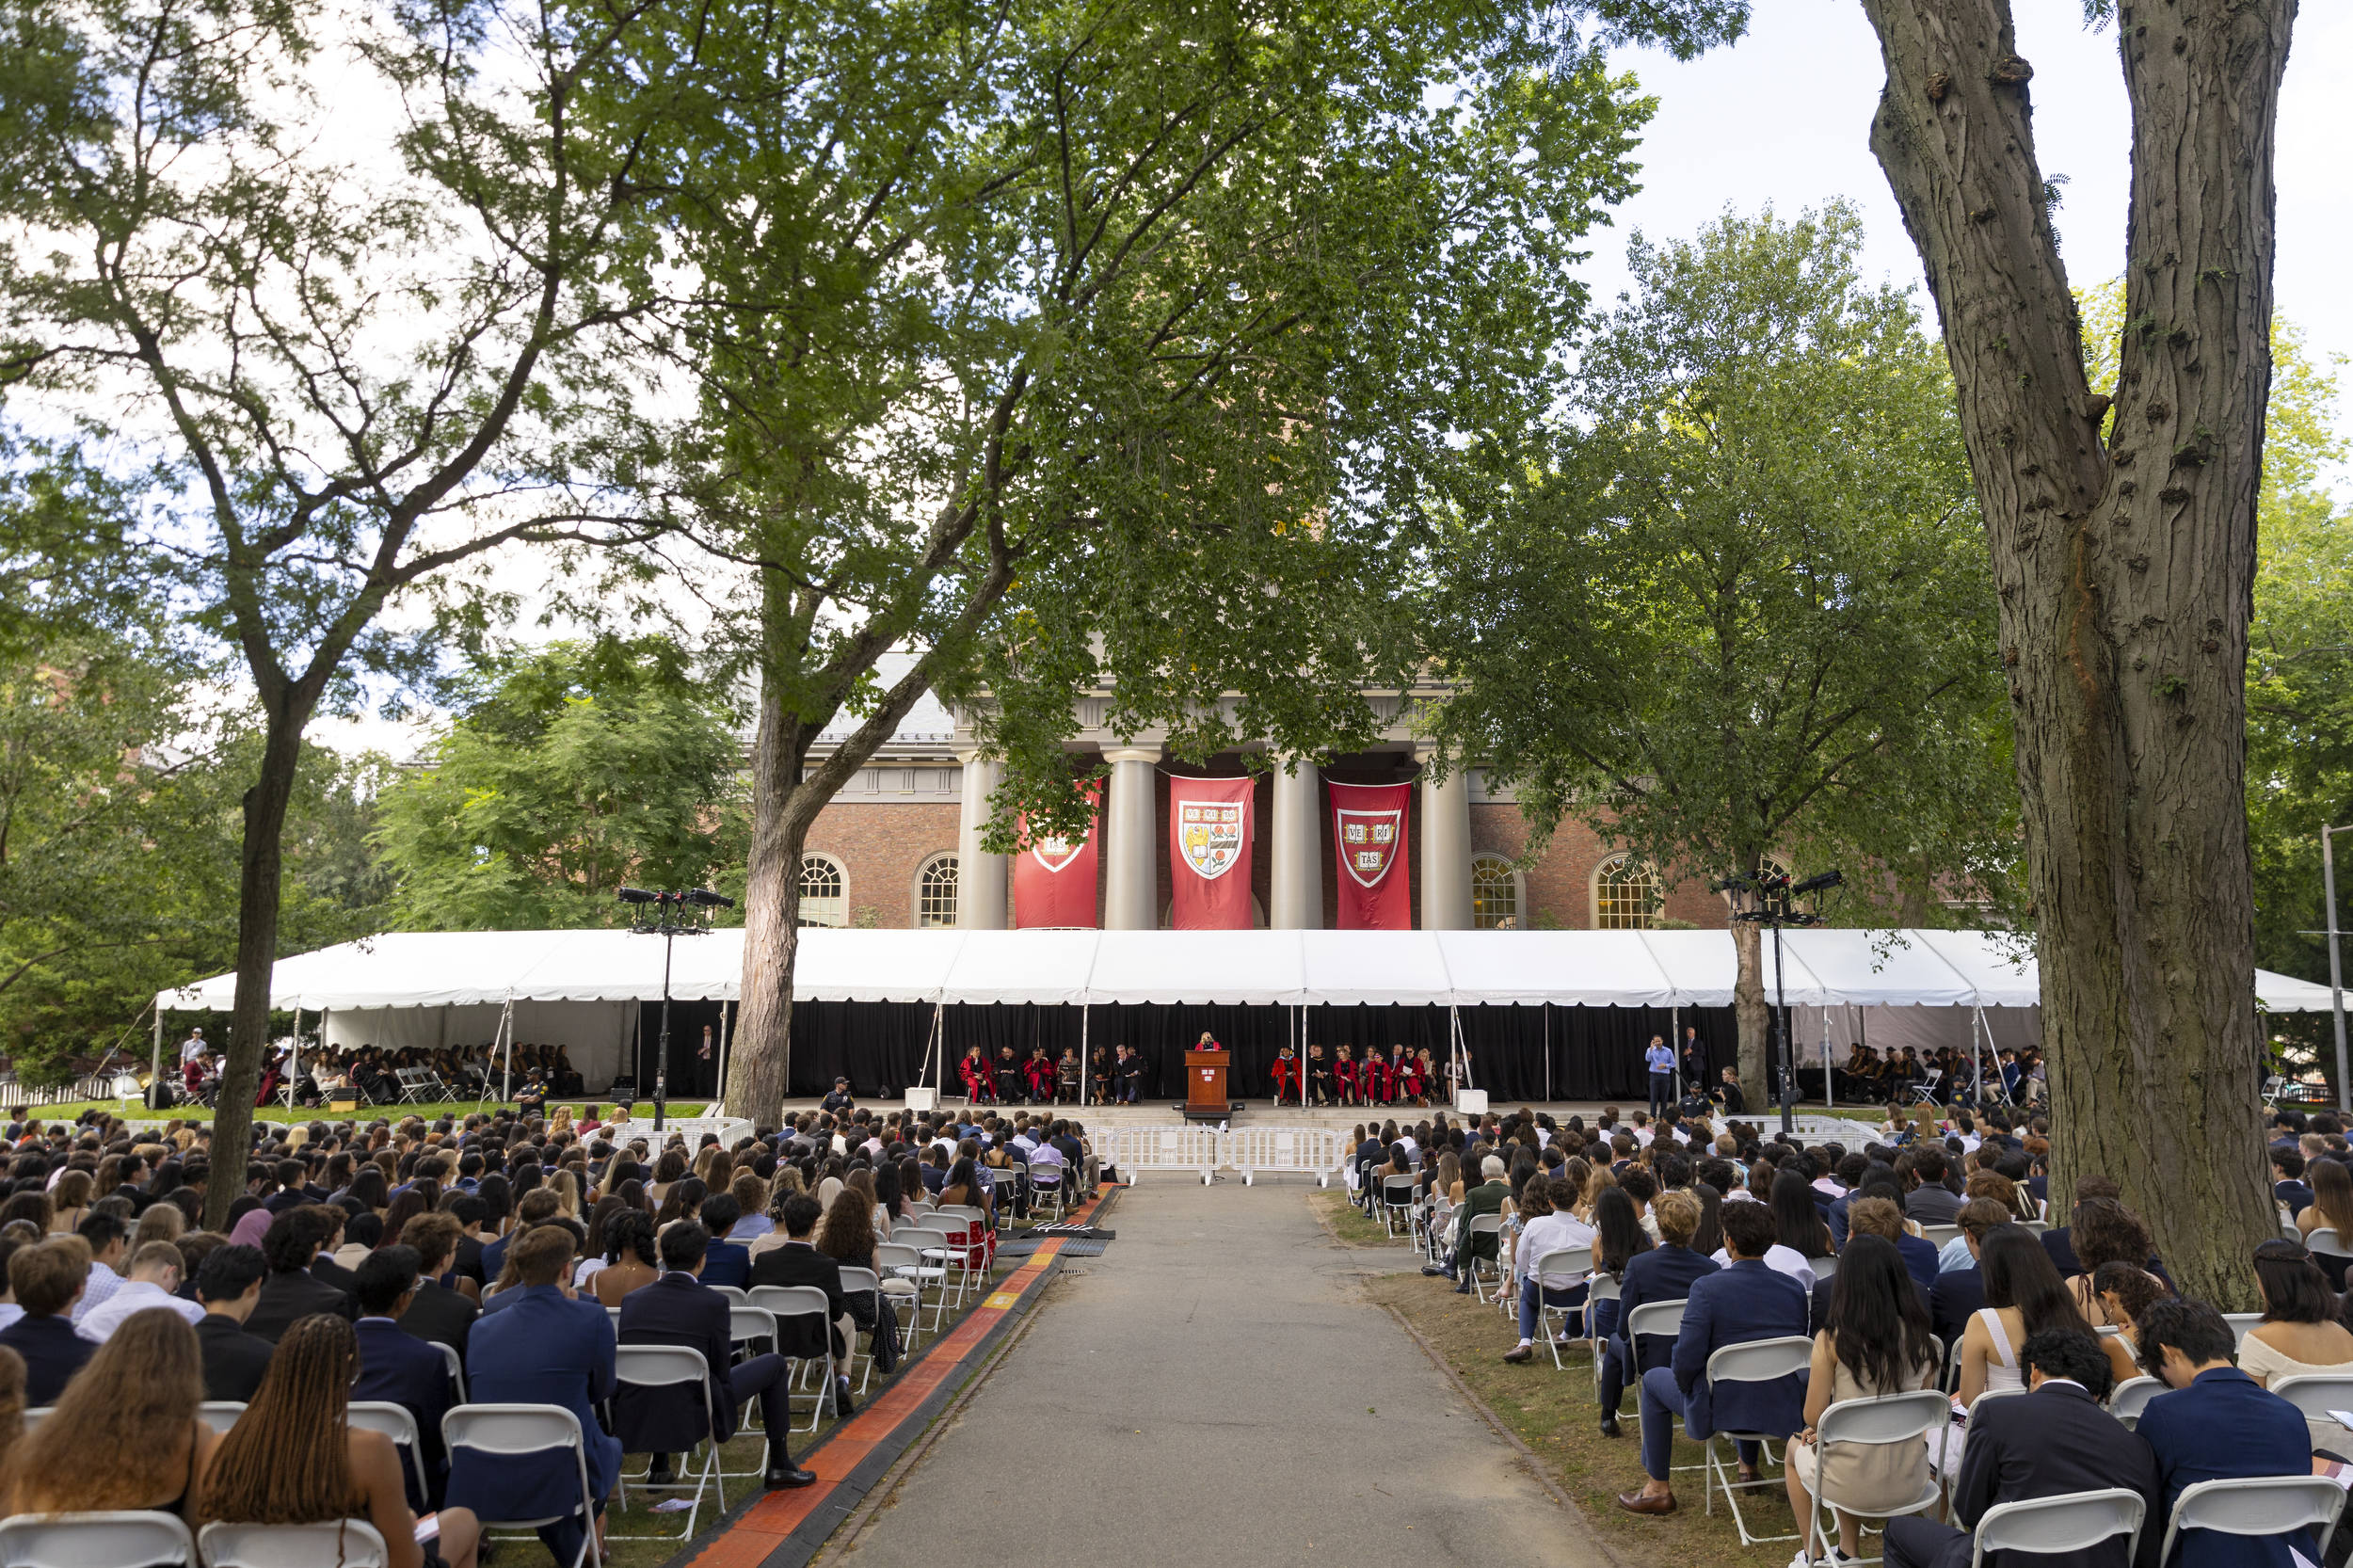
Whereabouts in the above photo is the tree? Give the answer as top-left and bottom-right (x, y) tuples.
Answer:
(373, 641), (748, 930)
(0, 0), (668, 1219)
(571, 0), (1749, 1114)
(1425, 204), (2015, 1112)
(1857, 0), (2294, 1303)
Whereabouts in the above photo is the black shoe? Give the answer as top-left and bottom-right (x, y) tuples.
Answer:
(765, 1464), (817, 1489)
(646, 1455), (674, 1487)
(1420, 1265), (1447, 1277)
(834, 1379), (857, 1418)
(1599, 1410), (1622, 1438)
(1453, 1282), (1472, 1294)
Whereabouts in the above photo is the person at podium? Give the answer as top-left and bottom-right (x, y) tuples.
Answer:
(1193, 1031), (1220, 1053)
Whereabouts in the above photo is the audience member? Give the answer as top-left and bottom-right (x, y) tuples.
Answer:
(191, 1243), (276, 1402)
(2134, 1297), (2316, 1568)
(353, 1246), (456, 1508)
(1784, 1234), (1940, 1565)
(68, 1211), (127, 1324)
(74, 1240), (205, 1342)
(1883, 1328), (2157, 1568)
(1597, 1189), (1717, 1438)
(195, 1313), (480, 1568)
(246, 1208), (356, 1341)
(0, 1237), (93, 1403)
(396, 1212), (479, 1356)
(1957, 1225), (2092, 1408)
(746, 1193), (859, 1418)
(615, 1220), (814, 1491)
(1617, 1199), (1808, 1517)
(2236, 1239), (2353, 1459)
(1504, 1176), (1596, 1365)
(2, 1309), (219, 1516)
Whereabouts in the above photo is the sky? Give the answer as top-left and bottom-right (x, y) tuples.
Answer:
(310, 0), (2353, 757)
(1577, 0), (2353, 378)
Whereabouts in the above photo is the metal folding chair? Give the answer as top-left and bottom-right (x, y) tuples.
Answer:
(1805, 1389), (1948, 1564)
(745, 1286), (835, 1432)
(199, 1519), (389, 1568)
(1463, 1213), (1504, 1301)
(838, 1267), (883, 1394)
(1966, 1488), (2144, 1568)
(2106, 1374), (2163, 1430)
(2222, 1312), (2262, 1350)
(1524, 1248), (1594, 1370)
(1621, 1299), (1695, 1467)
(610, 1345), (724, 1539)
(345, 1401), (427, 1512)
(1699, 1335), (1815, 1547)
(1379, 1176), (1417, 1240)
(442, 1403), (602, 1568)
(0, 1510), (195, 1567)
(2157, 1475), (2346, 1568)
(875, 1240), (939, 1341)
(196, 1401), (247, 1432)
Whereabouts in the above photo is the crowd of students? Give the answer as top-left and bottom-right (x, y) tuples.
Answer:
(1360, 1099), (2352, 1567)
(169, 1028), (586, 1110)
(0, 1093), (1097, 1562)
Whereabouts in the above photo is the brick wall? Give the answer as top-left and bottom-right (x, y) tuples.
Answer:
(804, 803), (962, 928)
(1470, 806), (1724, 929)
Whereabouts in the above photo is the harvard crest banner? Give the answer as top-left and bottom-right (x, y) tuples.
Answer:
(1014, 784), (1100, 929)
(1329, 779), (1412, 930)
(1168, 776), (1255, 930)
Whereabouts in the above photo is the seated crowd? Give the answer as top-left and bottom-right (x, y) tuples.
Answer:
(1364, 1099), (2353, 1567)
(0, 1091), (1099, 1561)
(171, 1039), (586, 1111)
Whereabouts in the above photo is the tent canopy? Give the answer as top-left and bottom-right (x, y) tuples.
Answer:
(159, 927), (2333, 1013)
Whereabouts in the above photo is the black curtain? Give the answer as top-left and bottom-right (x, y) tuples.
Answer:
(724, 1000), (1744, 1102)
(633, 1000), (727, 1099)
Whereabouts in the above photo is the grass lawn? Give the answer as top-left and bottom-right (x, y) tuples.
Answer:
(1313, 1191), (1815, 1568)
(26, 1099), (714, 1127)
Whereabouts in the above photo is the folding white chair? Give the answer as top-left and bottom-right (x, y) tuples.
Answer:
(344, 1402), (427, 1511)
(1566, 1270), (1619, 1376)
(1916, 1224), (1962, 1252)
(728, 1303), (776, 1354)
(874, 1240), (939, 1340)
(839, 1267), (883, 1394)
(2222, 1312), (2262, 1350)
(1808, 1254), (1839, 1285)
(199, 1519), (389, 1568)
(442, 1404), (602, 1568)
(745, 1285), (835, 1432)
(2266, 1372), (2353, 1440)
(196, 1402), (246, 1432)
(1967, 1487), (2145, 1567)
(1027, 1168), (1065, 1221)
(436, 1342), (466, 1403)
(1462, 1212), (1504, 1301)
(15, 1408), (47, 1434)
(1699, 1335), (1815, 1546)
(2157, 1475), (2346, 1568)
(0, 1510), (196, 1567)
(1524, 1248), (1594, 1369)
(915, 1213), (984, 1304)
(1806, 1389), (1948, 1565)
(1379, 1176), (1417, 1240)
(1620, 1299), (1691, 1456)
(610, 1345), (724, 1539)
(2106, 1374), (2163, 1430)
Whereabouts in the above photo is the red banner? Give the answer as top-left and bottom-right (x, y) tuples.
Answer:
(1330, 780), (1412, 930)
(1168, 776), (1255, 930)
(1014, 785), (1100, 928)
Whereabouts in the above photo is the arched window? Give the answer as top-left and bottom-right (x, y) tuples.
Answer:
(1593, 855), (1661, 930)
(916, 854), (960, 928)
(1471, 855), (1519, 930)
(1756, 856), (1793, 915)
(798, 854), (846, 928)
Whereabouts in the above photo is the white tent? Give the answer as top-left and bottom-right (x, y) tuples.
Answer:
(158, 925), (2334, 1015)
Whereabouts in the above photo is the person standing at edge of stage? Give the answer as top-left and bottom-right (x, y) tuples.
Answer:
(1645, 1034), (1675, 1119)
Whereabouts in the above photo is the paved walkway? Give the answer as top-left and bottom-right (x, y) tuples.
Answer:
(826, 1180), (1582, 1567)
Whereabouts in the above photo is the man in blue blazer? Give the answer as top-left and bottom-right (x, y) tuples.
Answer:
(448, 1226), (618, 1568)
(615, 1221), (813, 1490)
(1597, 1190), (1718, 1438)
(351, 1246), (453, 1510)
(1619, 1199), (1808, 1515)
(2132, 1298), (2317, 1568)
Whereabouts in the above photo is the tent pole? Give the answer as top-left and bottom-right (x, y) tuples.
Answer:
(288, 1006), (300, 1111)
(1671, 1003), (1681, 1102)
(1544, 1004), (1551, 1105)
(499, 993), (517, 1104)
(1080, 1003), (1090, 1106)
(1822, 1009), (1833, 1110)
(152, 1006), (165, 1107)
(715, 1000), (731, 1117)
(1971, 1004), (1985, 1112)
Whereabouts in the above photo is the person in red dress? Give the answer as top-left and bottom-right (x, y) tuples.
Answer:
(1334, 1046), (1360, 1106)
(1362, 1048), (1391, 1105)
(1023, 1046), (1055, 1103)
(959, 1046), (995, 1104)
(1271, 1046), (1300, 1106)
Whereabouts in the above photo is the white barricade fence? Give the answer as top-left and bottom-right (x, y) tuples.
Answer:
(1096, 1126), (1345, 1186)
(1224, 1127), (1348, 1187)
(633, 1114), (758, 1149)
(1789, 1113), (1882, 1146)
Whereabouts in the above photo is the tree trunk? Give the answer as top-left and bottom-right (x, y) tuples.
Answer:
(203, 708), (307, 1230)
(1858, 0), (2290, 1305)
(1731, 911), (1769, 1117)
(726, 673), (808, 1125)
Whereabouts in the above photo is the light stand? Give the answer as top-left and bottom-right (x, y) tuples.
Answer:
(1725, 868), (1843, 1139)
(620, 887), (734, 1132)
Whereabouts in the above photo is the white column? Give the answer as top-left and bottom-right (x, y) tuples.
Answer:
(1419, 746), (1473, 930)
(1269, 754), (1321, 929)
(1102, 745), (1161, 930)
(954, 749), (1009, 929)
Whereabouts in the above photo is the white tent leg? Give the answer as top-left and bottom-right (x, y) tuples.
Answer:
(152, 1007), (165, 1109)
(715, 1000), (731, 1116)
(289, 1006), (301, 1111)
(1822, 1009), (1833, 1109)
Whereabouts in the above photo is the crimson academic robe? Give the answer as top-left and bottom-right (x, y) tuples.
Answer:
(1271, 1056), (1299, 1098)
(959, 1057), (995, 1100)
(1334, 1059), (1361, 1103)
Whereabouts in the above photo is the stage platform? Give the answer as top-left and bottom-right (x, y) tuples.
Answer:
(772, 1096), (1892, 1134)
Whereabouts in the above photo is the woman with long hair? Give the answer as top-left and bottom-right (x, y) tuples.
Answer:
(378, 1189), (432, 1253)
(1771, 1171), (1834, 1261)
(1689, 1183), (1726, 1258)
(647, 1148), (689, 1206)
(1958, 1225), (2093, 1407)
(591, 1210), (660, 1306)
(2064, 1197), (2153, 1326)
(2302, 1160), (2353, 1288)
(2238, 1240), (2353, 1454)
(47, 1170), (91, 1234)
(653, 1176), (707, 1231)
(816, 1187), (878, 1271)
(195, 1314), (480, 1568)
(1784, 1234), (1940, 1563)
(5, 1310), (218, 1516)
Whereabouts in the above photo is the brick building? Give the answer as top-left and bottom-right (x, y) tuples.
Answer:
(796, 663), (1727, 935)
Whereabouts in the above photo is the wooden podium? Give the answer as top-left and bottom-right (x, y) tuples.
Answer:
(1185, 1048), (1230, 1118)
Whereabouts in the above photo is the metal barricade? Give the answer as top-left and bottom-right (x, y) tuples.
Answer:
(1789, 1114), (1881, 1146)
(1224, 1127), (1347, 1187)
(1095, 1125), (1225, 1184)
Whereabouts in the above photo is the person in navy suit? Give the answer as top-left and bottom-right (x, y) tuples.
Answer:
(1884, 1328), (2161, 1568)
(2132, 1298), (2318, 1568)
(696, 1194), (751, 1289)
(0, 1239), (93, 1404)
(1619, 1198), (1809, 1515)
(351, 1245), (454, 1509)
(1597, 1190), (1718, 1438)
(615, 1221), (813, 1490)
(447, 1225), (618, 1566)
